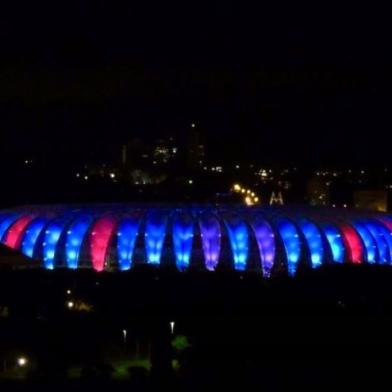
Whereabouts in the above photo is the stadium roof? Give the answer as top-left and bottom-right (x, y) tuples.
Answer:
(0, 204), (391, 276)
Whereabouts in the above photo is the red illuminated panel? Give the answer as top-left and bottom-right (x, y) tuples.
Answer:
(4, 216), (34, 250)
(90, 217), (116, 272)
(340, 224), (363, 263)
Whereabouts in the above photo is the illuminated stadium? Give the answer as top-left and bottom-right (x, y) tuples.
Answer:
(1, 204), (392, 277)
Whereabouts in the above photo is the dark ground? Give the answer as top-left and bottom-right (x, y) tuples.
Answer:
(1, 264), (392, 390)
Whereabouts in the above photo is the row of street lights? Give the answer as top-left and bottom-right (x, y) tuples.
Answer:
(232, 183), (260, 206)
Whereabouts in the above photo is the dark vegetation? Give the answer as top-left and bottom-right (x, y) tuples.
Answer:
(1, 264), (392, 390)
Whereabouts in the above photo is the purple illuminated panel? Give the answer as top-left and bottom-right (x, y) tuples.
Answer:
(199, 214), (221, 271)
(249, 217), (275, 277)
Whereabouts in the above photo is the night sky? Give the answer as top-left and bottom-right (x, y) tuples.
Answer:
(1, 2), (391, 167)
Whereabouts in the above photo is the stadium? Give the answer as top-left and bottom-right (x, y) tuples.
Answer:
(0, 204), (391, 276)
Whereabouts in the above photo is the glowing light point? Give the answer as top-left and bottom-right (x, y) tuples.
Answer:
(67, 301), (74, 309)
(17, 357), (27, 367)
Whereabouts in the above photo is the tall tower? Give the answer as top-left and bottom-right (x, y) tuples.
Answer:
(121, 144), (127, 166)
(186, 122), (205, 169)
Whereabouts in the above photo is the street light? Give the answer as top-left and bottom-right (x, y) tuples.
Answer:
(245, 196), (253, 206)
(17, 357), (27, 367)
(170, 321), (175, 335)
(67, 301), (74, 309)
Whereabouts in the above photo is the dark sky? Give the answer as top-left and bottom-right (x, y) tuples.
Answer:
(1, 2), (392, 167)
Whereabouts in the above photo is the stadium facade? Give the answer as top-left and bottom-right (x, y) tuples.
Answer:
(0, 204), (391, 276)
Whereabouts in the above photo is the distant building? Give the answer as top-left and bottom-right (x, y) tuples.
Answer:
(354, 190), (387, 212)
(307, 176), (330, 206)
(186, 123), (205, 168)
(153, 137), (177, 165)
(122, 138), (147, 167)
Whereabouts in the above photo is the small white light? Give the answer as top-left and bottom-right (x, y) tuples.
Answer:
(170, 321), (175, 334)
(67, 301), (74, 309)
(17, 357), (27, 367)
(66, 289), (71, 295)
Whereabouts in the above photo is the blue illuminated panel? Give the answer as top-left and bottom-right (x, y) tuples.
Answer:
(43, 218), (69, 270)
(117, 217), (140, 270)
(145, 212), (167, 265)
(224, 217), (249, 271)
(322, 223), (345, 263)
(363, 221), (389, 264)
(298, 219), (323, 268)
(199, 214), (221, 271)
(21, 218), (48, 258)
(65, 215), (93, 269)
(277, 219), (301, 276)
(352, 222), (377, 264)
(172, 213), (194, 271)
(0, 214), (19, 242)
(377, 218), (392, 263)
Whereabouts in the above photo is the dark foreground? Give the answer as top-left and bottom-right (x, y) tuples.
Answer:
(1, 264), (392, 391)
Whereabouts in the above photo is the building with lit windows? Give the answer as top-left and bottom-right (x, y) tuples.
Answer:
(0, 205), (392, 277)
